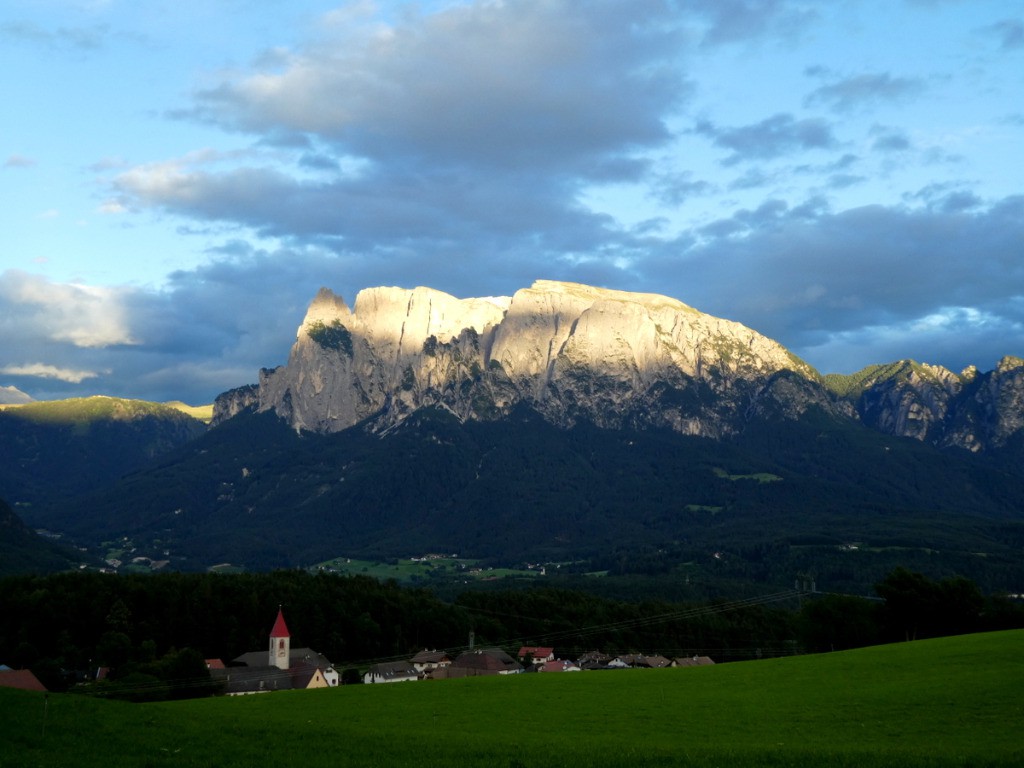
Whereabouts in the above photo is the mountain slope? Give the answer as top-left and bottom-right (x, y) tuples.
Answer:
(11, 283), (1024, 591)
(0, 396), (208, 506)
(0, 498), (92, 575)
(826, 356), (1024, 452)
(28, 405), (1024, 592)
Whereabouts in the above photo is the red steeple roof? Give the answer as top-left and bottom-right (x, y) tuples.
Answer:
(270, 607), (290, 638)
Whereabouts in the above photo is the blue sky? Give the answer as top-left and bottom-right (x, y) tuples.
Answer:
(2, 0), (1022, 404)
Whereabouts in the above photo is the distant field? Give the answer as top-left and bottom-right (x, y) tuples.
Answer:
(164, 401), (214, 423)
(315, 555), (544, 583)
(2, 630), (1022, 767)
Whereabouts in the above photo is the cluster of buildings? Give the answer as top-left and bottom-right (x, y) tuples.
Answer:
(210, 610), (715, 694)
(210, 610), (716, 694)
(208, 609), (341, 694)
(362, 645), (715, 684)
(1, 609), (714, 697)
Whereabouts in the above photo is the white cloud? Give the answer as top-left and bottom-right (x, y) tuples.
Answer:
(98, 200), (127, 214)
(188, 1), (689, 176)
(0, 270), (138, 348)
(0, 362), (99, 383)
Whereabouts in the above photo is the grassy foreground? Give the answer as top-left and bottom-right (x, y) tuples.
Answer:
(2, 630), (1022, 768)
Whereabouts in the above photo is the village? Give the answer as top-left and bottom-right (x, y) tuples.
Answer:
(202, 609), (715, 695)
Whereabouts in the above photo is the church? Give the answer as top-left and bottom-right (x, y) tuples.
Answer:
(210, 608), (339, 695)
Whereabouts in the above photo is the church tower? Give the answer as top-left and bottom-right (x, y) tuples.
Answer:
(268, 607), (291, 670)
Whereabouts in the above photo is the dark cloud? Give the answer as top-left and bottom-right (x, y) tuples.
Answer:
(871, 126), (912, 152)
(0, 20), (110, 51)
(650, 172), (715, 205)
(694, 114), (838, 165)
(804, 72), (926, 113)
(686, 0), (818, 46)
(981, 18), (1024, 50)
(7, 194), (1024, 401)
(641, 195), (1024, 373)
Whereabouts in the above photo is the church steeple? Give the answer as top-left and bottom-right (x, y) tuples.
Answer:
(268, 607), (291, 670)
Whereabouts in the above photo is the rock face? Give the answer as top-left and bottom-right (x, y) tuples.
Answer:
(211, 384), (260, 427)
(214, 281), (1024, 452)
(250, 281), (836, 437)
(827, 356), (1024, 452)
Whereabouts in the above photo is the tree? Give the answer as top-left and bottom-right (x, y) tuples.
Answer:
(875, 568), (983, 641)
(799, 594), (881, 652)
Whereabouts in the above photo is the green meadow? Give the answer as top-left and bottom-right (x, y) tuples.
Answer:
(315, 555), (544, 583)
(2, 630), (1022, 768)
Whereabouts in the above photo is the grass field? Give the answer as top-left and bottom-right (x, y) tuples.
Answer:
(315, 555), (545, 583)
(2, 630), (1022, 767)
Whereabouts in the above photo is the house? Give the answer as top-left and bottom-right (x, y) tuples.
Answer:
(211, 608), (339, 695)
(539, 659), (580, 673)
(0, 668), (47, 692)
(445, 648), (522, 677)
(363, 660), (420, 684)
(607, 653), (669, 669)
(642, 654), (672, 669)
(607, 654), (639, 669)
(672, 655), (715, 667)
(577, 650), (612, 670)
(517, 646), (555, 664)
(410, 649), (451, 674)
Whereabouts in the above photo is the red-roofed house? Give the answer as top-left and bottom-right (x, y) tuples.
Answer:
(0, 668), (47, 692)
(517, 646), (554, 663)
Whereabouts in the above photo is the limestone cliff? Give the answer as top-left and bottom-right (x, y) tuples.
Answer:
(251, 281), (837, 437)
(826, 356), (1024, 452)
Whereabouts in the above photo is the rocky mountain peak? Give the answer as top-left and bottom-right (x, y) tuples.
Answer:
(250, 281), (832, 436)
(216, 281), (1024, 452)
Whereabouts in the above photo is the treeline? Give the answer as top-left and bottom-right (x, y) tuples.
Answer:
(2, 569), (1022, 698)
(800, 567), (1024, 652)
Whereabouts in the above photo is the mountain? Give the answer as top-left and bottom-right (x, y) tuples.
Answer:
(0, 396), (208, 507)
(223, 280), (1024, 453)
(825, 357), (1024, 452)
(0, 497), (94, 576)
(236, 281), (842, 438)
(0, 385), (33, 405)
(16, 282), (1024, 593)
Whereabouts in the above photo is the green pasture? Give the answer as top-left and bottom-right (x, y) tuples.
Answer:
(712, 467), (783, 483)
(316, 556), (543, 583)
(3, 630), (1022, 767)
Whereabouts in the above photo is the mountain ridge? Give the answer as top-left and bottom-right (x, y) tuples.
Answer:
(217, 280), (1024, 454)
(6, 282), (1024, 589)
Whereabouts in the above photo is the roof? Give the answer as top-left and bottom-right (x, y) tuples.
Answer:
(289, 661), (328, 689)
(233, 647), (332, 670)
(210, 665), (295, 694)
(205, 658), (226, 670)
(453, 648), (521, 673)
(270, 608), (290, 638)
(644, 655), (672, 668)
(0, 669), (47, 692)
(517, 646), (554, 659)
(411, 649), (450, 664)
(673, 656), (716, 667)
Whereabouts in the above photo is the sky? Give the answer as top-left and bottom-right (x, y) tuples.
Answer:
(2, 0), (1023, 405)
